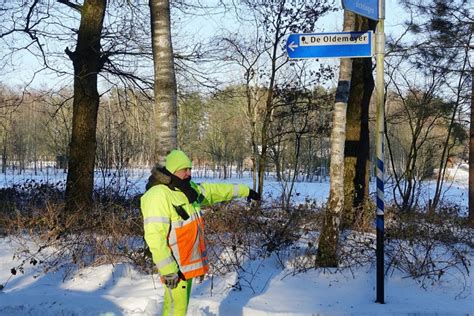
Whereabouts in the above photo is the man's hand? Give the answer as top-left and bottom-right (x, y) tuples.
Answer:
(162, 272), (180, 289)
(247, 189), (261, 202)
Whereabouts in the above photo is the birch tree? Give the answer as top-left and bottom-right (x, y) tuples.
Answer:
(317, 11), (355, 267)
(149, 0), (177, 164)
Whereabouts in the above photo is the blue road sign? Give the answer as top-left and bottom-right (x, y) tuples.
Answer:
(286, 31), (373, 59)
(342, 0), (380, 20)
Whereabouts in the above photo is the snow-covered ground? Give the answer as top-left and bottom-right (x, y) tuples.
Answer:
(0, 235), (472, 315)
(0, 166), (472, 315)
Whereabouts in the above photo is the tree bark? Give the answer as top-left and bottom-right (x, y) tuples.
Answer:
(2, 138), (7, 174)
(65, 0), (106, 213)
(149, 0), (177, 164)
(469, 65), (474, 228)
(256, 2), (285, 198)
(343, 15), (374, 228)
(317, 11), (355, 267)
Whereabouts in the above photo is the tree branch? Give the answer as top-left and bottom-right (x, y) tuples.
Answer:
(57, 0), (83, 12)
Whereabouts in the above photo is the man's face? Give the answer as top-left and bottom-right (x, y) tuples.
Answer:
(174, 168), (191, 180)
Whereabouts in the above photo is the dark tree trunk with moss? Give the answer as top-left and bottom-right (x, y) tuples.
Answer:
(343, 15), (375, 228)
(65, 0), (106, 213)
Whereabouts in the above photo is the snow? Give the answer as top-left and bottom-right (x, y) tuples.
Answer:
(0, 166), (472, 315)
(1, 236), (472, 315)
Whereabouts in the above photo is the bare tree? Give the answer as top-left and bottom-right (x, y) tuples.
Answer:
(1, 0), (155, 212)
(221, 0), (334, 195)
(385, 79), (447, 211)
(387, 0), (472, 214)
(61, 0), (107, 213)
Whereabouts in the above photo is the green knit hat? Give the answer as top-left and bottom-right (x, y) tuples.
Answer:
(165, 149), (192, 173)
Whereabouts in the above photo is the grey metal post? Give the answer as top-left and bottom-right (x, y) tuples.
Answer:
(375, 0), (385, 304)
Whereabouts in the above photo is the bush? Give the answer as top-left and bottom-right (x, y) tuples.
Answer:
(1, 184), (153, 286)
(385, 206), (472, 296)
(1, 184), (471, 297)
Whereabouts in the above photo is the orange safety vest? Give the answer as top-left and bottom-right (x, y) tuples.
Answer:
(168, 206), (209, 279)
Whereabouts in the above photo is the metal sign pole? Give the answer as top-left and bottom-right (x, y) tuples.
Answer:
(375, 0), (385, 305)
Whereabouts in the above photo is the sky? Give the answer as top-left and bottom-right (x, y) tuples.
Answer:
(0, 164), (472, 315)
(174, 0), (410, 90)
(1, 0), (409, 91)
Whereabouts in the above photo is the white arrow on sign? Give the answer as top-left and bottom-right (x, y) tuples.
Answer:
(288, 41), (298, 51)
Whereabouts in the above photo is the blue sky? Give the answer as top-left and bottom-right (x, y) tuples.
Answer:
(1, 0), (409, 90)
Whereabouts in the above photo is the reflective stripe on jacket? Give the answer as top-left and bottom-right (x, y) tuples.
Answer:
(141, 181), (250, 279)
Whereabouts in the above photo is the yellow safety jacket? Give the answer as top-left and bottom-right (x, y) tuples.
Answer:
(141, 181), (249, 280)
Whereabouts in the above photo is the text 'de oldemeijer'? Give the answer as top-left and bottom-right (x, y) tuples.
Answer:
(300, 33), (370, 46)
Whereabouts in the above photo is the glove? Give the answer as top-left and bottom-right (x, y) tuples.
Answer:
(161, 272), (180, 289)
(247, 189), (261, 202)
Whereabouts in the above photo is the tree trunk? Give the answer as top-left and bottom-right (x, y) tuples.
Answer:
(343, 15), (374, 228)
(317, 11), (354, 267)
(2, 140), (6, 174)
(249, 88), (259, 190)
(258, 91), (273, 197)
(149, 0), (177, 164)
(65, 0), (106, 213)
(469, 65), (474, 228)
(430, 42), (471, 214)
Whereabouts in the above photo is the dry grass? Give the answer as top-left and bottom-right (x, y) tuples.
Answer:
(0, 184), (471, 295)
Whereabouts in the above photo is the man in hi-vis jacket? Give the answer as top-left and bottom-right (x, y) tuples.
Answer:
(141, 149), (260, 315)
